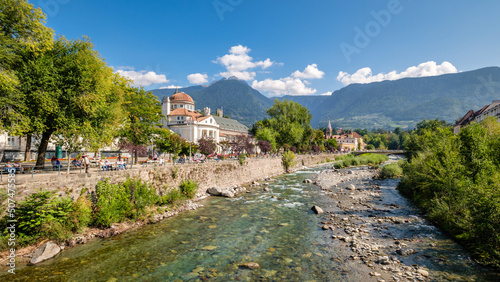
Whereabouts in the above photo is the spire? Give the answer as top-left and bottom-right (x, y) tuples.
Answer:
(174, 87), (179, 94)
(327, 117), (332, 131)
(325, 117), (332, 139)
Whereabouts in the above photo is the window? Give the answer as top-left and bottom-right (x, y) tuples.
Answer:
(180, 104), (184, 108)
(7, 137), (16, 146)
(177, 116), (180, 120)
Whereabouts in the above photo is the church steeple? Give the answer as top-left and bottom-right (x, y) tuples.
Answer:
(325, 117), (332, 139)
(174, 87), (179, 94)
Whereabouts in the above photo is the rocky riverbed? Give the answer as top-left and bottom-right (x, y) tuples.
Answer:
(313, 165), (499, 281)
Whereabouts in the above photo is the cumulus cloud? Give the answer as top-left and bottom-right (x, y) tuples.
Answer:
(214, 45), (276, 80)
(160, 85), (183, 89)
(251, 77), (316, 96)
(292, 64), (325, 79)
(187, 73), (209, 84)
(116, 69), (169, 87)
(337, 61), (457, 86)
(320, 91), (333, 96)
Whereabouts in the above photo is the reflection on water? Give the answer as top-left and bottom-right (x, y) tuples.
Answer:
(4, 167), (498, 281)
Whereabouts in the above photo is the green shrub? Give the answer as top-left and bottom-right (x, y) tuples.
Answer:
(334, 153), (388, 168)
(282, 151), (296, 172)
(68, 194), (93, 232)
(94, 180), (131, 227)
(238, 153), (246, 165)
(180, 180), (198, 199)
(171, 166), (179, 179)
(123, 178), (159, 219)
(161, 189), (183, 205)
(379, 163), (403, 179)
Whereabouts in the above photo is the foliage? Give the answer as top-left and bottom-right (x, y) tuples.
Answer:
(120, 87), (163, 163)
(334, 153), (388, 168)
(379, 162), (403, 179)
(281, 151), (296, 172)
(171, 166), (179, 179)
(123, 178), (159, 219)
(398, 117), (500, 268)
(179, 180), (198, 199)
(233, 135), (254, 154)
(68, 192), (93, 232)
(93, 180), (131, 227)
(197, 137), (217, 156)
(257, 140), (272, 154)
(254, 99), (313, 150)
(161, 189), (183, 206)
(238, 153), (246, 165)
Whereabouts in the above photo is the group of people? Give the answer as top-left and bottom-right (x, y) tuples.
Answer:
(99, 158), (127, 171)
(3, 160), (22, 173)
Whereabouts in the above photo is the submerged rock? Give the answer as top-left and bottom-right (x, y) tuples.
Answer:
(311, 206), (324, 214)
(30, 242), (61, 264)
(303, 179), (313, 183)
(240, 262), (260, 269)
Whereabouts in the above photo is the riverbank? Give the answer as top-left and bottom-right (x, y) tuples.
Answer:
(314, 165), (500, 281)
(0, 154), (336, 269)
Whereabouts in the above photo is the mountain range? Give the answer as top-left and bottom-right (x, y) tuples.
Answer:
(150, 67), (500, 129)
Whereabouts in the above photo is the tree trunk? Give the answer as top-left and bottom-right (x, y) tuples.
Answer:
(35, 131), (53, 169)
(134, 149), (138, 164)
(67, 150), (71, 175)
(24, 134), (32, 161)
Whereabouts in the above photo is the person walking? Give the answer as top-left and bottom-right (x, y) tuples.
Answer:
(82, 154), (90, 173)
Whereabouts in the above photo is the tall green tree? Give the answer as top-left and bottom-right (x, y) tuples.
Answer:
(120, 87), (162, 164)
(254, 99), (313, 149)
(0, 0), (54, 142)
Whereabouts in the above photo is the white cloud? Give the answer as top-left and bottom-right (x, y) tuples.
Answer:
(116, 70), (169, 87)
(320, 91), (333, 96)
(187, 73), (208, 84)
(251, 77), (317, 96)
(292, 64), (325, 79)
(337, 61), (458, 86)
(160, 85), (183, 89)
(214, 45), (276, 80)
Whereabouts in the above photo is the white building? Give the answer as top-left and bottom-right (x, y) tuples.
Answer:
(161, 90), (250, 144)
(454, 100), (500, 133)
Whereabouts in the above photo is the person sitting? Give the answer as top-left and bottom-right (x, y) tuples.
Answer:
(100, 159), (106, 171)
(159, 157), (165, 166)
(104, 159), (111, 171)
(71, 158), (81, 167)
(153, 153), (158, 161)
(51, 156), (58, 170)
(116, 159), (124, 170)
(4, 161), (13, 172)
(13, 160), (22, 173)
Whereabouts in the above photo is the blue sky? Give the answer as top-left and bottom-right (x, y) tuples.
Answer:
(35, 0), (500, 96)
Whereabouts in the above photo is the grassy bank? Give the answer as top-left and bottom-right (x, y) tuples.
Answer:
(334, 153), (389, 169)
(0, 178), (198, 251)
(398, 118), (500, 268)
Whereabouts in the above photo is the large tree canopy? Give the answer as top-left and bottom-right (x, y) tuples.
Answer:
(254, 99), (313, 150)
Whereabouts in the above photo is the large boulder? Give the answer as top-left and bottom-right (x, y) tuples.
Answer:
(221, 190), (235, 198)
(207, 187), (222, 196)
(30, 242), (61, 264)
(311, 205), (324, 214)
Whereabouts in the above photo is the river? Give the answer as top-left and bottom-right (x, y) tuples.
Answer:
(4, 165), (499, 281)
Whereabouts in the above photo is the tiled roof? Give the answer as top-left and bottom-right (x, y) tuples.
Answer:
(170, 92), (194, 103)
(168, 108), (204, 120)
(212, 116), (249, 133)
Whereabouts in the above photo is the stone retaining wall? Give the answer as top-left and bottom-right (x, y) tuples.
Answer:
(2, 154), (336, 201)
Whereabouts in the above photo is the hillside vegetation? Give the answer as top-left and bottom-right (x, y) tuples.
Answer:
(398, 118), (500, 268)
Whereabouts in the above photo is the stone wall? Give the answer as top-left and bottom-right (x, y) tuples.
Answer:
(2, 154), (335, 201)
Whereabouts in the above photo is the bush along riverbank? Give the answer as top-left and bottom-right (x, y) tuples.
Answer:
(334, 153), (389, 169)
(398, 118), (500, 269)
(0, 178), (202, 265)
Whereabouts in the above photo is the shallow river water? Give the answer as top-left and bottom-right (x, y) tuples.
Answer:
(4, 166), (499, 281)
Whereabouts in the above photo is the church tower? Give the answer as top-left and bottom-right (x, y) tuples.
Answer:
(325, 117), (332, 139)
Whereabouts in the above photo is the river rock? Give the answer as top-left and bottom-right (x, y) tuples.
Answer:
(303, 179), (313, 183)
(263, 187), (270, 192)
(240, 262), (260, 269)
(346, 184), (356, 190)
(30, 242), (61, 264)
(311, 205), (324, 214)
(221, 190), (235, 198)
(207, 187), (222, 196)
(417, 269), (429, 277)
(378, 256), (391, 265)
(396, 248), (416, 256)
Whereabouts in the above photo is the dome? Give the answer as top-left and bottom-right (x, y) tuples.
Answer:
(170, 92), (194, 103)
